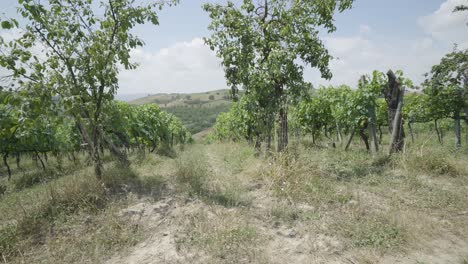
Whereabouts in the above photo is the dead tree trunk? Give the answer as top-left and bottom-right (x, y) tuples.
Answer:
(383, 70), (405, 153)
(388, 97), (404, 155)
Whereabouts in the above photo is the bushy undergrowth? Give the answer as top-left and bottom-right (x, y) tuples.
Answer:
(1, 174), (107, 260)
(398, 151), (463, 177)
(0, 162), (165, 262)
(341, 212), (405, 250)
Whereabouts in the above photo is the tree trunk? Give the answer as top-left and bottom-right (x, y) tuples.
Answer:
(254, 134), (262, 154)
(15, 153), (21, 169)
(464, 106), (468, 125)
(336, 122), (343, 144)
(311, 125), (316, 145)
(367, 105), (379, 154)
(454, 111), (462, 149)
(378, 125), (383, 144)
(35, 151), (46, 171)
(277, 106), (288, 152)
(92, 141), (103, 179)
(266, 132), (272, 152)
(408, 121), (415, 144)
(76, 119), (102, 178)
(435, 119), (442, 145)
(359, 125), (370, 151)
(3, 153), (11, 181)
(103, 136), (130, 167)
(384, 70), (405, 153)
(345, 127), (356, 151)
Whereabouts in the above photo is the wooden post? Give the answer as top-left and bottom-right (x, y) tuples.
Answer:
(367, 104), (379, 154)
(388, 95), (404, 155)
(454, 111), (461, 149)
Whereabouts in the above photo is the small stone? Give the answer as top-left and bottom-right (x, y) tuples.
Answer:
(288, 230), (297, 238)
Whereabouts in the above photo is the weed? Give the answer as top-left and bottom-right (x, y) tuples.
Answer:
(340, 211), (405, 250)
(177, 210), (263, 263)
(399, 151), (463, 177)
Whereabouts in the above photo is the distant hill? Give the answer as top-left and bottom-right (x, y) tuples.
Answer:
(130, 89), (235, 134)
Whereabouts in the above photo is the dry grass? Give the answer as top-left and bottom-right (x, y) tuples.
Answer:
(0, 153), (169, 263)
(174, 146), (252, 207)
(175, 207), (266, 264)
(1, 138), (467, 263)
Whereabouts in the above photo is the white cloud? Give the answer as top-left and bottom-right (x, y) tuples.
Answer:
(304, 1), (468, 88)
(118, 33), (447, 95)
(418, 0), (468, 47)
(118, 38), (227, 95)
(304, 35), (445, 87)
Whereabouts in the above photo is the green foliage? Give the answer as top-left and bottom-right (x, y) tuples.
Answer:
(105, 101), (191, 150)
(204, 0), (354, 147)
(401, 152), (463, 177)
(164, 103), (230, 134)
(423, 48), (467, 120)
(344, 214), (405, 249)
(0, 0), (178, 177)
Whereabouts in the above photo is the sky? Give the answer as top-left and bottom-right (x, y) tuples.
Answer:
(1, 0), (468, 96)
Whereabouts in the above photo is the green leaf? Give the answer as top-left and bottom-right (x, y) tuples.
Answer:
(1, 21), (13, 29)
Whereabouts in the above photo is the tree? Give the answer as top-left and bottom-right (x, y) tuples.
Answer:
(209, 95), (215, 100)
(204, 0), (354, 152)
(423, 48), (467, 149)
(0, 0), (176, 178)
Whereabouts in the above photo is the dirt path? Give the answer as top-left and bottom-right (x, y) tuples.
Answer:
(105, 144), (468, 264)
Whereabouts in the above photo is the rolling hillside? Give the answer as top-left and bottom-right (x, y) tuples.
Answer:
(130, 89), (235, 134)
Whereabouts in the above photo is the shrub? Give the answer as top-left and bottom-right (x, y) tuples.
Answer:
(175, 151), (208, 196)
(401, 152), (462, 177)
(0, 224), (20, 260)
(342, 214), (405, 250)
(13, 171), (46, 190)
(0, 175), (107, 261)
